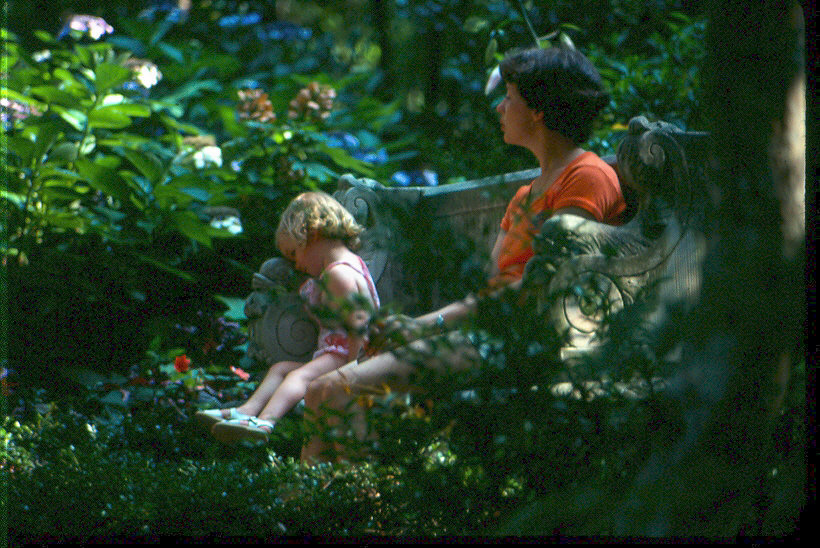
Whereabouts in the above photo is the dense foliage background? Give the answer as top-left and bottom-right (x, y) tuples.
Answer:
(1, 0), (805, 541)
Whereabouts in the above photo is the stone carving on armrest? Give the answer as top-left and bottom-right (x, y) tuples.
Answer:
(333, 175), (391, 287)
(244, 257), (318, 365)
(333, 174), (422, 307)
(524, 116), (711, 352)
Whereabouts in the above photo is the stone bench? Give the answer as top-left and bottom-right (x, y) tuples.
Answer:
(243, 116), (713, 373)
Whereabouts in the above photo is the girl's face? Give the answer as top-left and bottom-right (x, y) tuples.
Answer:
(496, 82), (541, 147)
(278, 232), (316, 276)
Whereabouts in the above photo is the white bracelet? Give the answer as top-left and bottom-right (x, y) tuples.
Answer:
(435, 314), (445, 328)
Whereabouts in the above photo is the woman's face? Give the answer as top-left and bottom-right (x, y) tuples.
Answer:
(496, 82), (540, 147)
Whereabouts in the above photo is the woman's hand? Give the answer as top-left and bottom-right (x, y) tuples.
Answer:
(368, 314), (426, 352)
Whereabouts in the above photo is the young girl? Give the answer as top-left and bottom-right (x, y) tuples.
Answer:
(196, 191), (380, 443)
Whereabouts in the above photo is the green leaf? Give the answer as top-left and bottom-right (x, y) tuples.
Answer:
(92, 205), (127, 223)
(158, 114), (205, 135)
(2, 51), (20, 71)
(180, 187), (211, 202)
(302, 162), (338, 182)
(134, 253), (195, 281)
(317, 143), (375, 176)
(48, 142), (80, 163)
(88, 104), (150, 130)
(94, 63), (131, 95)
(52, 68), (85, 91)
(31, 123), (61, 165)
(160, 79), (221, 104)
(130, 387), (156, 402)
(485, 38), (498, 66)
(1, 190), (26, 208)
(75, 157), (130, 201)
(66, 368), (108, 390)
(52, 106), (88, 131)
(115, 103), (152, 117)
(40, 177), (86, 201)
(42, 211), (87, 231)
(153, 185), (193, 209)
(32, 30), (55, 44)
(149, 18), (176, 46)
(6, 136), (35, 164)
(215, 295), (247, 321)
(100, 390), (128, 407)
(1, 88), (48, 113)
(29, 86), (81, 108)
(155, 41), (185, 64)
(173, 211), (212, 246)
(120, 148), (164, 184)
(464, 17), (489, 33)
(88, 108), (131, 129)
(105, 35), (147, 57)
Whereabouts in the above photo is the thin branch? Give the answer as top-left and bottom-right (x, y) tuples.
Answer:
(515, 0), (541, 47)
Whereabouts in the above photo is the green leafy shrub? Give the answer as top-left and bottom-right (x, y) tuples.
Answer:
(1, 11), (395, 385)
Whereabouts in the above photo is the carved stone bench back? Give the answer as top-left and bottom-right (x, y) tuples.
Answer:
(334, 170), (539, 314)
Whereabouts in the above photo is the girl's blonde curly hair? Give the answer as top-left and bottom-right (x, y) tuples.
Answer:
(276, 191), (363, 251)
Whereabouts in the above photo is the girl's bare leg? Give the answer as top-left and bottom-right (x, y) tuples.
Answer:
(235, 360), (302, 417)
(257, 353), (346, 421)
(300, 332), (479, 464)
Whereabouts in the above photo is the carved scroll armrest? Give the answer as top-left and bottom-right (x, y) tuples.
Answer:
(244, 257), (318, 366)
(523, 213), (656, 353)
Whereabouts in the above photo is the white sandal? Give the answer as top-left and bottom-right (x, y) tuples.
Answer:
(194, 407), (252, 428)
(211, 417), (275, 444)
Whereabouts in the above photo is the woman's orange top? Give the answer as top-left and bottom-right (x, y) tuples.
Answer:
(492, 152), (625, 286)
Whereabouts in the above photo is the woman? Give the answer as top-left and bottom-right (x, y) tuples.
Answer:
(300, 46), (626, 463)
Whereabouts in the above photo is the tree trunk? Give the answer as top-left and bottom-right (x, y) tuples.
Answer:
(610, 0), (806, 535)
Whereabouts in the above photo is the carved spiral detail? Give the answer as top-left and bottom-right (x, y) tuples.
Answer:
(561, 271), (625, 335)
(335, 186), (380, 228)
(275, 302), (318, 359)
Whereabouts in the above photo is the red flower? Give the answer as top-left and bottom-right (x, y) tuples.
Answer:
(231, 366), (250, 381)
(174, 355), (191, 373)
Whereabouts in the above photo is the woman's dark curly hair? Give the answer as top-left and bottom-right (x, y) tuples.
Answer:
(500, 47), (609, 145)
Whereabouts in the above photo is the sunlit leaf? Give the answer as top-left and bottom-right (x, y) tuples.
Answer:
(88, 107), (132, 129)
(464, 17), (489, 33)
(173, 210), (212, 246)
(484, 38), (498, 66)
(215, 295), (247, 321)
(88, 104), (150, 129)
(51, 106), (88, 131)
(317, 143), (374, 176)
(32, 30), (55, 44)
(1, 87), (48, 112)
(52, 68), (86, 90)
(1, 190), (26, 208)
(42, 211), (87, 231)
